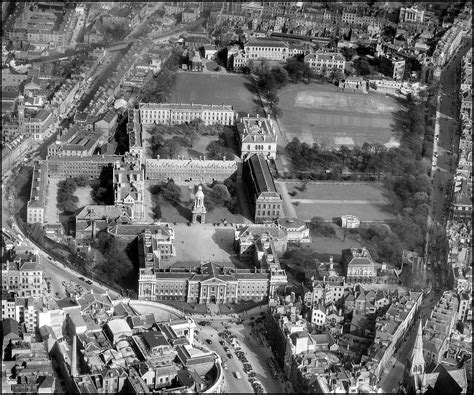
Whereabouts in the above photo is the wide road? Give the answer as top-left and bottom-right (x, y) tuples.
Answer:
(429, 39), (471, 226)
(194, 316), (286, 394)
(424, 39), (470, 295)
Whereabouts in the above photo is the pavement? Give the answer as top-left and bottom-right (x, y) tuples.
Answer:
(274, 181), (298, 218)
(425, 39), (470, 274)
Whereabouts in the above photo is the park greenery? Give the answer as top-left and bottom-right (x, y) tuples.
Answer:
(148, 120), (234, 160)
(282, 84), (438, 266)
(151, 180), (182, 205)
(90, 232), (135, 284)
(141, 49), (182, 103)
(56, 176), (89, 213)
(90, 167), (114, 205)
(251, 59), (316, 118)
(281, 247), (320, 282)
(201, 178), (238, 213)
(308, 216), (336, 237)
(150, 177), (239, 219)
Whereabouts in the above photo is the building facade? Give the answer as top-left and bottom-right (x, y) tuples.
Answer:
(304, 51), (346, 76)
(237, 115), (278, 160)
(138, 103), (235, 126)
(138, 261), (287, 304)
(243, 154), (283, 223)
(341, 247), (377, 283)
(244, 39), (289, 61)
(26, 161), (48, 224)
(145, 158), (237, 182)
(113, 153), (145, 220)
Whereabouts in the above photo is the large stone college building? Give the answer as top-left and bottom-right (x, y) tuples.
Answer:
(138, 261), (287, 304)
(27, 99), (291, 305)
(138, 103), (235, 126)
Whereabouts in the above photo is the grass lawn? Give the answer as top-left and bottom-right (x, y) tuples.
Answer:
(280, 181), (395, 222)
(171, 72), (262, 115)
(75, 186), (94, 207)
(278, 82), (404, 148)
(286, 182), (388, 201)
(298, 225), (363, 262)
(293, 201), (393, 222)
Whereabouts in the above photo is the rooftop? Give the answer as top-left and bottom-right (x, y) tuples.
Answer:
(139, 102), (234, 111)
(247, 154), (278, 194)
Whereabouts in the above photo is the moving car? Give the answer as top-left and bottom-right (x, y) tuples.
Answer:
(205, 339), (212, 345)
(234, 372), (242, 379)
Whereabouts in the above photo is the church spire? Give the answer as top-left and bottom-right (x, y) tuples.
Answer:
(410, 320), (425, 376)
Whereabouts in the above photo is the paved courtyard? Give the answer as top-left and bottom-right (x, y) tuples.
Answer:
(44, 178), (60, 224)
(166, 223), (235, 267)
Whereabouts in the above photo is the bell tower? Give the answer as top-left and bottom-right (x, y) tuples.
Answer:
(192, 185), (206, 224)
(17, 95), (25, 133)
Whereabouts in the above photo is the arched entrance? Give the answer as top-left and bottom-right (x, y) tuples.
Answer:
(210, 295), (216, 304)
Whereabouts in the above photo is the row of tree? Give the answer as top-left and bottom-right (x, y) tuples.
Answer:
(141, 49), (182, 103)
(90, 232), (135, 284)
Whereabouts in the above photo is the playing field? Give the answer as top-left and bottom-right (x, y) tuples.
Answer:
(278, 83), (403, 148)
(171, 72), (261, 115)
(276, 181), (395, 222)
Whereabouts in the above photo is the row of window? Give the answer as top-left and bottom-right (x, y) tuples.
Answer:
(248, 47), (287, 52)
(246, 144), (273, 151)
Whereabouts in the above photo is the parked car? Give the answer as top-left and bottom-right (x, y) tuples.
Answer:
(78, 277), (85, 281)
(85, 280), (93, 285)
(227, 353), (233, 359)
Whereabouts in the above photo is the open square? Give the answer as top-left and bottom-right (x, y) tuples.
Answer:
(166, 223), (235, 266)
(278, 83), (404, 148)
(171, 72), (262, 115)
(276, 181), (395, 222)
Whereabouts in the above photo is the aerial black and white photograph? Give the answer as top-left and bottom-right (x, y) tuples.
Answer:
(1, 1), (472, 394)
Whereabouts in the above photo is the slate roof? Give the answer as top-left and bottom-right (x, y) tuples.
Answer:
(247, 154), (277, 194)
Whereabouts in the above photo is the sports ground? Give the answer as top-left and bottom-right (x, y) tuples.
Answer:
(276, 181), (395, 223)
(278, 83), (403, 148)
(171, 72), (261, 115)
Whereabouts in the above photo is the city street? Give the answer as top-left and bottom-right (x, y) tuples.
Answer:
(194, 317), (286, 394)
(424, 38), (470, 299)
(429, 40), (471, 225)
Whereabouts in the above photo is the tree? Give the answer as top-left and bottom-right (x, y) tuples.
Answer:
(329, 67), (345, 83)
(353, 58), (371, 76)
(308, 217), (336, 237)
(152, 204), (162, 220)
(284, 59), (309, 82)
(341, 47), (356, 61)
(160, 138), (182, 159)
(271, 67), (289, 88)
(161, 180), (182, 204)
